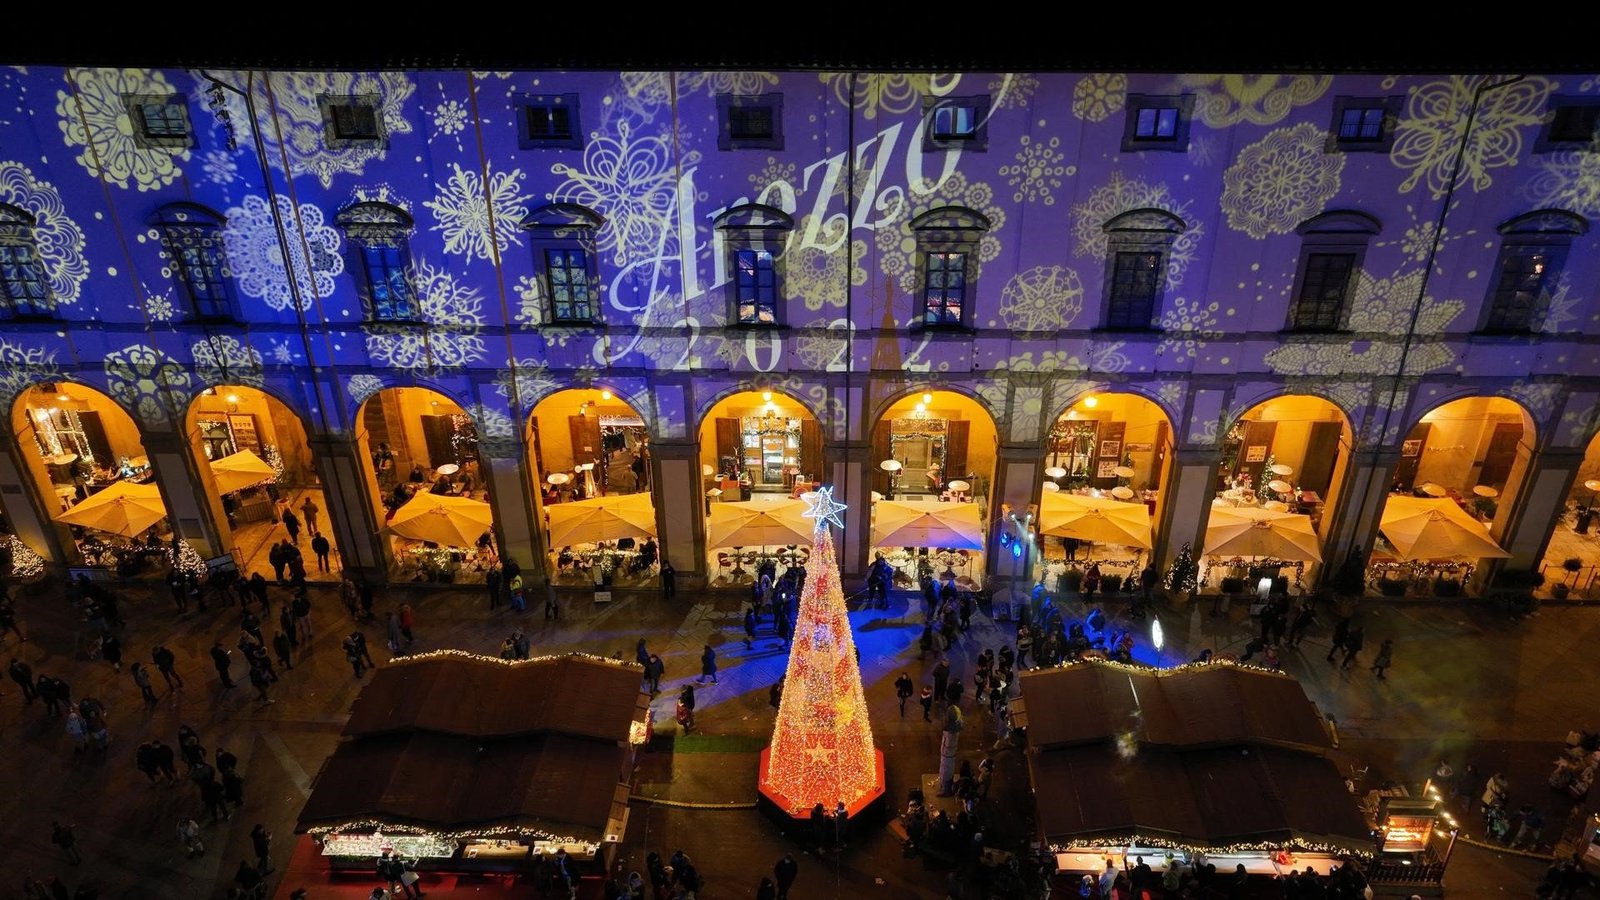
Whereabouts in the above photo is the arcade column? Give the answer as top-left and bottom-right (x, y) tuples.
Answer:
(141, 430), (225, 559)
(0, 426), (70, 566)
(1154, 447), (1224, 576)
(1499, 446), (1585, 570)
(986, 442), (1045, 587)
(308, 434), (387, 582)
(476, 435), (540, 582)
(827, 438), (870, 581)
(648, 439), (706, 588)
(1322, 443), (1398, 571)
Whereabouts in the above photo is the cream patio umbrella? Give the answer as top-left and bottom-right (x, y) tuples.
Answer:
(1037, 491), (1153, 550)
(386, 492), (495, 548)
(544, 492), (657, 547)
(1203, 505), (1323, 562)
(55, 481), (168, 538)
(706, 499), (817, 549)
(209, 449), (276, 495)
(1379, 495), (1511, 561)
(870, 499), (985, 550)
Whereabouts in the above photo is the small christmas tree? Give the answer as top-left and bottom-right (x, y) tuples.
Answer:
(759, 486), (884, 818)
(1257, 453), (1279, 502)
(1166, 540), (1198, 593)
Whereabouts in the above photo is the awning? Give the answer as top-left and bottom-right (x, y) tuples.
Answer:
(54, 480), (168, 537)
(870, 499), (984, 550)
(209, 449), (276, 495)
(1379, 495), (1511, 561)
(706, 499), (817, 549)
(1204, 506), (1323, 562)
(386, 492), (495, 549)
(545, 492), (657, 547)
(1038, 491), (1153, 549)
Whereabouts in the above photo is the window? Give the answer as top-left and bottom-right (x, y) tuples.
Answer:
(910, 206), (989, 329)
(1288, 210), (1381, 331)
(1327, 96), (1402, 152)
(150, 204), (233, 320)
(923, 95), (990, 151)
(516, 93), (583, 150)
(717, 94), (783, 150)
(1099, 208), (1185, 330)
(319, 94), (384, 147)
(0, 204), (54, 318)
(713, 203), (792, 326)
(125, 93), (192, 148)
(520, 204), (605, 326)
(337, 202), (418, 322)
(1536, 97), (1600, 151)
(1122, 94), (1194, 152)
(1480, 209), (1588, 333)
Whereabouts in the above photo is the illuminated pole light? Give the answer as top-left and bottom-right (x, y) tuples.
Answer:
(1150, 615), (1164, 668)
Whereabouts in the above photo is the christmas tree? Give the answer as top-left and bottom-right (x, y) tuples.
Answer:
(759, 486), (885, 818)
(1166, 540), (1198, 593)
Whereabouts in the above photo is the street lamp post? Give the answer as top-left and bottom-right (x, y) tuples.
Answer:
(1150, 614), (1164, 668)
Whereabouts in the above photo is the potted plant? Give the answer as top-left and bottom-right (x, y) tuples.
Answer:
(1432, 577), (1462, 597)
(1101, 573), (1124, 594)
(1061, 567), (1083, 595)
(1379, 577), (1409, 597)
(1221, 576), (1246, 596)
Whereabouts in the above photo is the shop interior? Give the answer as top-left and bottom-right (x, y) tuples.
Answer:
(530, 388), (658, 588)
(1545, 426), (1600, 599)
(867, 390), (994, 592)
(361, 387), (493, 583)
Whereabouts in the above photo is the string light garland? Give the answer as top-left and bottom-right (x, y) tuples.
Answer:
(388, 648), (642, 670)
(761, 503), (883, 815)
(307, 819), (599, 856)
(1026, 655), (1295, 679)
(1049, 835), (1373, 862)
(166, 539), (207, 578)
(7, 536), (43, 578)
(801, 484), (848, 532)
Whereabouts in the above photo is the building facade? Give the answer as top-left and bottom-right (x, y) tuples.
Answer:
(2, 65), (1598, 593)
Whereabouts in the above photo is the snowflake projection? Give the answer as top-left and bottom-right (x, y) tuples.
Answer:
(202, 150), (238, 185)
(1220, 123), (1345, 239)
(1264, 268), (1463, 377)
(142, 291), (174, 322)
(551, 119), (695, 267)
(364, 259), (486, 370)
(224, 195), (344, 312)
(493, 360), (563, 405)
(1070, 172), (1202, 288)
(512, 274), (546, 325)
(0, 161), (88, 306)
(268, 339), (294, 364)
(787, 215), (869, 311)
(434, 99), (467, 135)
(989, 72), (1039, 109)
(347, 374), (384, 407)
(1504, 380), (1563, 425)
(104, 344), (191, 427)
(422, 162), (529, 262)
(792, 321), (849, 371)
(1538, 272), (1584, 333)
(0, 340), (57, 409)
(748, 157), (798, 193)
(191, 335), (264, 387)
(1156, 381), (1184, 413)
(1392, 75), (1554, 199)
(1283, 376), (1370, 417)
(1158, 295), (1223, 359)
(1183, 74), (1332, 127)
(1524, 148), (1600, 218)
(818, 72), (948, 119)
(465, 403), (515, 439)
(205, 70), (416, 188)
(618, 71), (779, 117)
(1072, 73), (1127, 121)
(1562, 402), (1600, 446)
(347, 184), (411, 213)
(999, 135), (1069, 205)
(997, 266), (1083, 331)
(1011, 386), (1045, 441)
(874, 172), (1006, 294)
(1191, 401), (1250, 447)
(55, 68), (189, 190)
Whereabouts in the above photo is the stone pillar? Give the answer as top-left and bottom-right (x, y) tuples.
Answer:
(307, 434), (386, 581)
(477, 435), (540, 582)
(1322, 444), (1398, 571)
(1499, 446), (1584, 570)
(828, 440), (870, 581)
(142, 430), (224, 558)
(986, 442), (1045, 587)
(0, 427), (70, 565)
(649, 440), (705, 587)
(1156, 448), (1222, 575)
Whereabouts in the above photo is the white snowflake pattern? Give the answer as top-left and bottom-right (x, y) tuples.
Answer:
(104, 344), (191, 427)
(494, 361), (563, 406)
(1158, 296), (1222, 359)
(191, 335), (264, 387)
(422, 162), (529, 262)
(997, 266), (1083, 331)
(552, 118), (697, 266)
(364, 259), (486, 370)
(224, 195), (344, 312)
(465, 403), (515, 439)
(1070, 172), (1202, 289)
(143, 291), (174, 321)
(202, 150), (238, 185)
(1504, 380), (1563, 424)
(269, 340), (294, 364)
(0, 161), (88, 306)
(0, 339), (58, 408)
(513, 274), (545, 325)
(347, 374), (384, 407)
(433, 100), (467, 135)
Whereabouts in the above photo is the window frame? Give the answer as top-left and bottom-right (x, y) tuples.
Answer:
(1121, 94), (1195, 153)
(515, 92), (583, 150)
(1286, 210), (1381, 332)
(124, 93), (194, 149)
(0, 203), (56, 320)
(717, 93), (784, 151)
(922, 94), (991, 152)
(1097, 208), (1185, 331)
(910, 206), (989, 331)
(149, 203), (235, 321)
(1326, 95), (1402, 153)
(1535, 96), (1600, 152)
(1478, 209), (1588, 334)
(520, 204), (606, 327)
(319, 93), (385, 149)
(336, 201), (420, 323)
(714, 203), (792, 328)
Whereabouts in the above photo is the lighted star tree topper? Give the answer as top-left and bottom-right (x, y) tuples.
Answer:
(759, 486), (887, 820)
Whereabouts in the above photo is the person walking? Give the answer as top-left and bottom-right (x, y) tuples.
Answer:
(1341, 624), (1365, 670)
(660, 561), (676, 599)
(644, 654), (664, 695)
(774, 853), (799, 900)
(299, 496), (319, 535)
(1370, 638), (1394, 679)
(249, 663), (274, 704)
(272, 630), (293, 672)
(222, 766), (246, 809)
(677, 684), (696, 732)
(281, 508), (301, 545)
(698, 644), (718, 685)
(9, 657), (35, 703)
(291, 591), (312, 644)
(398, 603), (416, 646)
(932, 657), (951, 701)
(386, 612), (404, 656)
(151, 645), (182, 689)
(919, 684), (935, 722)
(895, 672), (915, 717)
(310, 532), (331, 573)
(150, 740), (177, 783)
(342, 634), (366, 679)
(177, 817), (204, 858)
(1326, 615), (1351, 663)
(210, 642), (234, 688)
(130, 662), (157, 703)
(744, 606), (758, 649)
(269, 541), (287, 584)
(250, 824), (273, 876)
(486, 562), (502, 611)
(49, 823), (79, 865)
(99, 633), (122, 672)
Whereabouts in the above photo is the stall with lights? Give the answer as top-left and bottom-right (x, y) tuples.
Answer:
(291, 651), (650, 884)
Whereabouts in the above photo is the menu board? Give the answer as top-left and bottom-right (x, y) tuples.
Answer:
(228, 413), (261, 454)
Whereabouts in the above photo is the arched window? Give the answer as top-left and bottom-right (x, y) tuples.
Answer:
(714, 203), (791, 326)
(1288, 210), (1382, 331)
(521, 204), (604, 324)
(1481, 209), (1589, 334)
(911, 206), (989, 328)
(149, 203), (233, 320)
(337, 202), (417, 321)
(0, 203), (54, 318)
(1100, 208), (1185, 330)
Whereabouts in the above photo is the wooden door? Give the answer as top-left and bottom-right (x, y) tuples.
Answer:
(421, 415), (457, 469)
(1236, 420), (1278, 489)
(1478, 422), (1524, 489)
(801, 419), (823, 485)
(76, 410), (115, 469)
(870, 421), (891, 496)
(1093, 421), (1126, 488)
(944, 420), (970, 481)
(1389, 423), (1430, 492)
(568, 416), (602, 468)
(1299, 420), (1345, 496)
(715, 418), (741, 475)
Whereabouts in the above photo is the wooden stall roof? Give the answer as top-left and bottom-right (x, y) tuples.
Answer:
(343, 653), (644, 741)
(1018, 661), (1332, 752)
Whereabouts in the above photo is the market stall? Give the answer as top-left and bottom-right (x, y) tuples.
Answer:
(870, 498), (985, 586)
(1201, 505), (1323, 595)
(54, 480), (176, 576)
(385, 492), (496, 582)
(706, 498), (815, 584)
(544, 493), (657, 587)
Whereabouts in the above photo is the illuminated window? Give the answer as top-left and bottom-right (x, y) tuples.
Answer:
(911, 206), (988, 330)
(735, 249), (778, 324)
(125, 94), (193, 148)
(546, 248), (594, 322)
(1122, 94), (1193, 152)
(923, 95), (990, 151)
(320, 94), (384, 147)
(521, 203), (605, 326)
(517, 93), (582, 150)
(1537, 97), (1600, 151)
(1099, 208), (1184, 330)
(718, 94), (783, 150)
(1327, 96), (1401, 152)
(0, 203), (54, 318)
(922, 252), (966, 325)
(150, 203), (233, 320)
(337, 202), (417, 322)
(1480, 209), (1586, 333)
(715, 202), (791, 327)
(1288, 210), (1380, 331)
